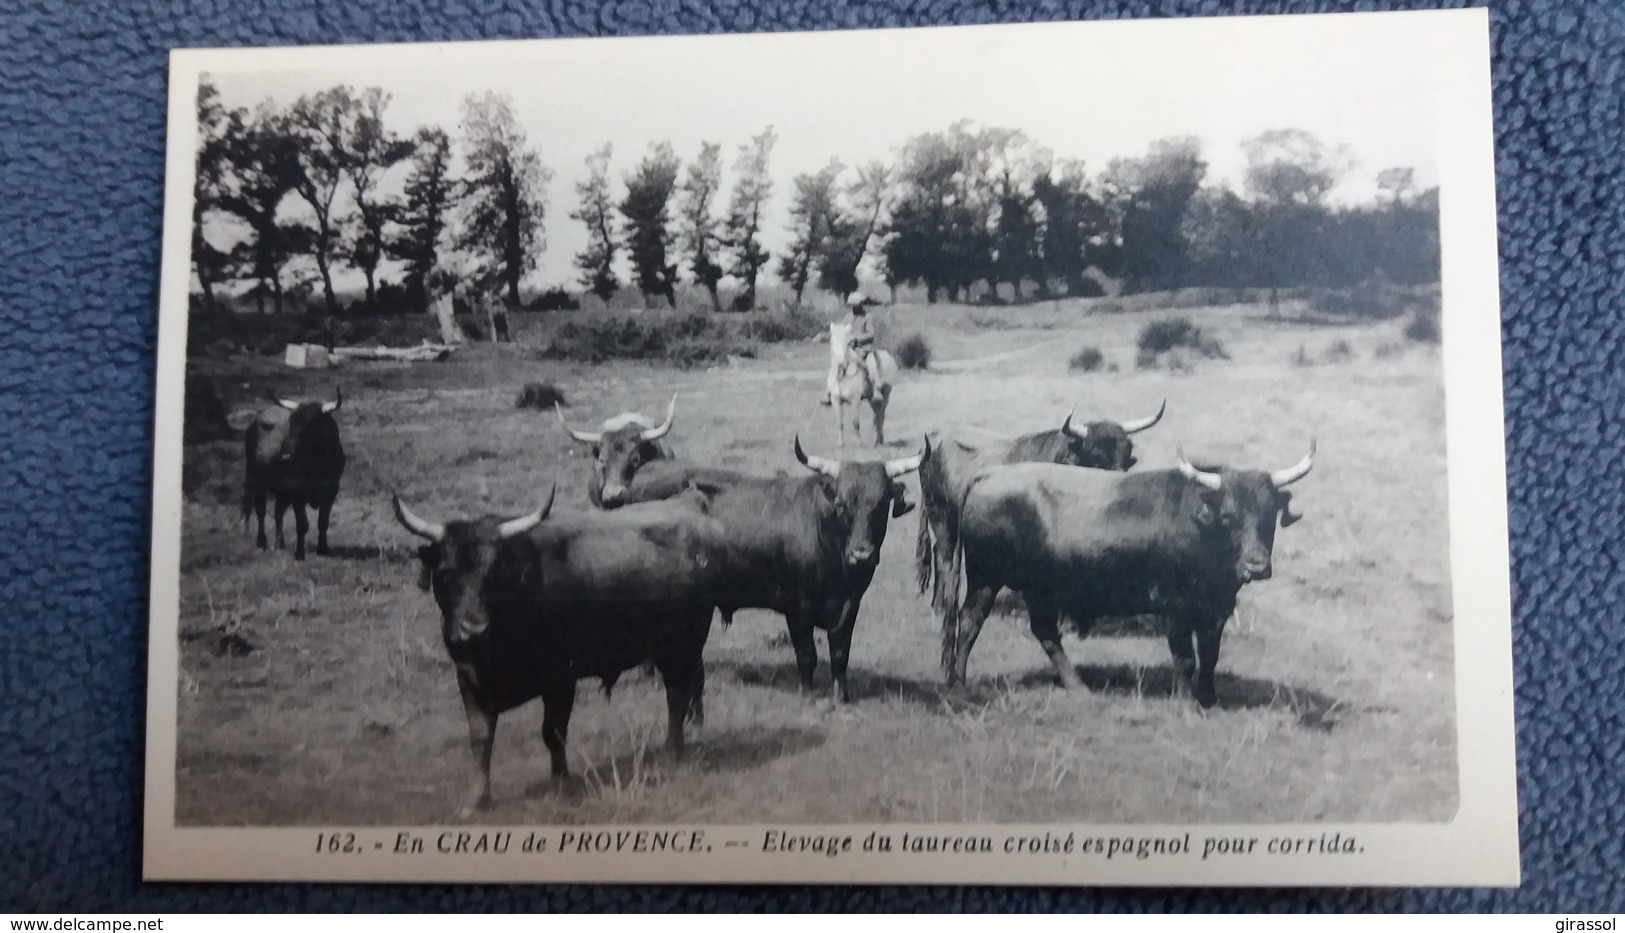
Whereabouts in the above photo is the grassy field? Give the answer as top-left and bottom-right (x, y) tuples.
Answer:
(172, 296), (1457, 827)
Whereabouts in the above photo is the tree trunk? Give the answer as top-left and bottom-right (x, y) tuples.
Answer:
(506, 269), (521, 309)
(362, 266), (377, 306)
(706, 284), (721, 314)
(316, 250), (338, 316)
(926, 282), (938, 304)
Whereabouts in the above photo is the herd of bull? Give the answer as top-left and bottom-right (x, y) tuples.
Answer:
(239, 386), (1314, 816)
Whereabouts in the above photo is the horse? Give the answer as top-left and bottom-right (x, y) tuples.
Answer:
(827, 321), (898, 447)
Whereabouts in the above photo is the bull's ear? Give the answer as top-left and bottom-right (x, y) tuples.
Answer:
(1191, 492), (1220, 529)
(1279, 491), (1305, 528)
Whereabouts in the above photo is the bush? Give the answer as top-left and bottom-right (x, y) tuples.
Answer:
(515, 382), (568, 410)
(1373, 341), (1404, 359)
(1069, 345), (1106, 372)
(1135, 348), (1159, 370)
(537, 310), (817, 369)
(1311, 289), (1403, 320)
(894, 333), (932, 370)
(1323, 339), (1354, 363)
(1136, 316), (1229, 360)
(1291, 345), (1315, 368)
(1405, 307), (1441, 343)
(531, 288), (580, 312)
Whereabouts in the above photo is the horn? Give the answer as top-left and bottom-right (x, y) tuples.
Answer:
(1270, 438), (1317, 488)
(1120, 398), (1166, 435)
(793, 435), (841, 478)
(497, 484), (557, 539)
(640, 393), (677, 442)
(275, 397), (301, 412)
(555, 402), (602, 443)
(392, 494), (446, 541)
(1061, 408), (1089, 440)
(885, 436), (932, 479)
(1176, 447), (1223, 491)
(320, 385), (343, 415)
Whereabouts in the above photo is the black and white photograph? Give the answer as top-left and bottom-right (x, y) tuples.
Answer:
(144, 9), (1518, 886)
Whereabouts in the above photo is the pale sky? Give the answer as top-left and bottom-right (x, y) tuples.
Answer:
(194, 11), (1443, 292)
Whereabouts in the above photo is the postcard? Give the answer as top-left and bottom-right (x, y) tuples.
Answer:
(144, 8), (1517, 885)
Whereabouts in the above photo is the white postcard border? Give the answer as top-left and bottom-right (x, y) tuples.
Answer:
(142, 8), (1519, 887)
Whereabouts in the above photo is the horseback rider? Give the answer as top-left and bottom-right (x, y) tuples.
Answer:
(822, 291), (884, 407)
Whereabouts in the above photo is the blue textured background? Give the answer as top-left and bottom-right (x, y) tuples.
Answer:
(0, 0), (1620, 913)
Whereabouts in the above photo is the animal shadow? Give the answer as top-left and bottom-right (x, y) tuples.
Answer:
(1012, 663), (1348, 730)
(319, 543), (416, 564)
(529, 725), (825, 798)
(713, 658), (997, 712)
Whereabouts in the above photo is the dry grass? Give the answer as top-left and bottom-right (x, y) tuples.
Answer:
(173, 297), (1457, 827)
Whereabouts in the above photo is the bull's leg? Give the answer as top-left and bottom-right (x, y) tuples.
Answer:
(1166, 622), (1197, 696)
(253, 491), (269, 550)
(273, 495), (289, 551)
(871, 397), (886, 447)
(539, 686), (575, 782)
(1027, 594), (1081, 689)
(950, 584), (999, 686)
(656, 655), (701, 758)
(315, 496), (334, 556)
(291, 500), (310, 561)
(1193, 621), (1225, 709)
(686, 653), (706, 728)
(785, 610), (820, 694)
(827, 601), (863, 704)
(456, 676), (498, 818)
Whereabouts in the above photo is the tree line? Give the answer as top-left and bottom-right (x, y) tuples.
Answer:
(192, 80), (1439, 318)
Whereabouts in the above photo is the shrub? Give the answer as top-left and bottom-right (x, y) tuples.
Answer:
(1291, 345), (1315, 368)
(1069, 345), (1106, 372)
(894, 333), (932, 370)
(1311, 289), (1400, 319)
(1323, 339), (1355, 363)
(1136, 316), (1229, 360)
(1135, 348), (1159, 370)
(1373, 341), (1404, 359)
(515, 382), (568, 410)
(1405, 307), (1441, 343)
(531, 288), (580, 312)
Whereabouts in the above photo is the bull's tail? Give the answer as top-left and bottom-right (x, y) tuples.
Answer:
(914, 503), (934, 597)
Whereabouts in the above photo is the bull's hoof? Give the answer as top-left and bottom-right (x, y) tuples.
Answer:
(456, 794), (493, 821)
(255, 537), (268, 550)
(1194, 689), (1217, 710)
(315, 543), (330, 556)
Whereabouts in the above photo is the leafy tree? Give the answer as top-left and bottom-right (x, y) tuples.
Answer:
(1241, 128), (1352, 304)
(778, 161), (842, 309)
(677, 142), (726, 312)
(817, 161), (891, 301)
(285, 86), (364, 315)
(884, 125), (983, 303)
(722, 126), (776, 310)
(1376, 166), (1417, 207)
(1101, 136), (1207, 292)
(1030, 163), (1112, 297)
(342, 88), (415, 307)
(217, 103), (303, 314)
(192, 79), (243, 316)
(620, 141), (682, 309)
(571, 144), (620, 303)
(391, 127), (455, 311)
(459, 91), (550, 307)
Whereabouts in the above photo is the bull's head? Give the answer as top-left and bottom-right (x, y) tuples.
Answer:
(556, 394), (677, 508)
(1056, 399), (1165, 471)
(271, 386), (343, 462)
(392, 486), (557, 645)
(795, 434), (930, 567)
(1175, 440), (1316, 584)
